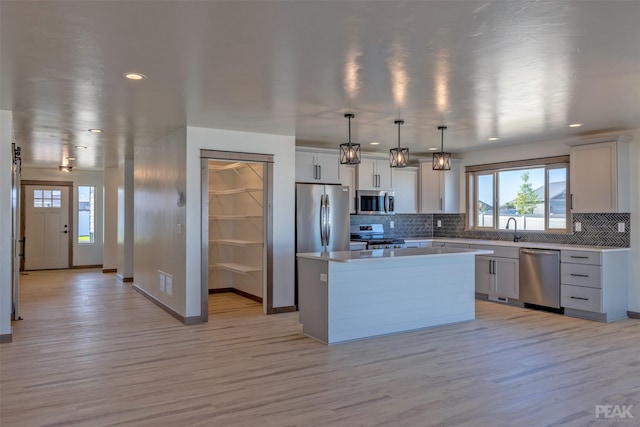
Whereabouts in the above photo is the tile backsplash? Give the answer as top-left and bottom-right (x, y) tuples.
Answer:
(350, 214), (433, 238)
(350, 213), (631, 247)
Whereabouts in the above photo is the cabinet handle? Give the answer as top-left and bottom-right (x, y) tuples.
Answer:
(570, 273), (589, 277)
(439, 197), (443, 211)
(318, 165), (321, 180)
(489, 259), (493, 275)
(570, 194), (574, 210)
(570, 255), (589, 259)
(570, 296), (589, 301)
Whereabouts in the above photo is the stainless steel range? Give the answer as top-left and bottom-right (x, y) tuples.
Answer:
(350, 224), (406, 249)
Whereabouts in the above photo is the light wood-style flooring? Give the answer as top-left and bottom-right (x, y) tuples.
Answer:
(1, 269), (639, 426)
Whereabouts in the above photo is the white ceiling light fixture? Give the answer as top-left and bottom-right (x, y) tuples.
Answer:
(433, 125), (451, 171)
(74, 145), (88, 149)
(339, 113), (361, 165)
(88, 128), (102, 133)
(488, 137), (499, 141)
(389, 119), (409, 168)
(124, 72), (147, 81)
(428, 147), (438, 151)
(370, 141), (380, 145)
(568, 123), (584, 128)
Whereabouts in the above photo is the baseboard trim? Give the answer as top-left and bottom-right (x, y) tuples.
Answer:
(132, 284), (203, 325)
(270, 305), (297, 314)
(102, 268), (117, 273)
(116, 274), (134, 282)
(209, 288), (263, 303)
(72, 264), (102, 269)
(627, 311), (640, 319)
(0, 333), (13, 344)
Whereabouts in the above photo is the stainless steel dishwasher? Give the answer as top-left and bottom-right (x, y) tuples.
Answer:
(519, 248), (561, 309)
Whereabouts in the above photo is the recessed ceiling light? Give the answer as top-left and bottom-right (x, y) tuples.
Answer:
(568, 123), (584, 128)
(124, 72), (147, 80)
(74, 145), (88, 149)
(488, 137), (499, 141)
(67, 157), (76, 160)
(428, 147), (438, 151)
(88, 128), (102, 133)
(370, 141), (380, 145)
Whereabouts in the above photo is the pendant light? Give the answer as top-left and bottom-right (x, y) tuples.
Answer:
(432, 125), (451, 171)
(389, 119), (409, 168)
(340, 113), (361, 165)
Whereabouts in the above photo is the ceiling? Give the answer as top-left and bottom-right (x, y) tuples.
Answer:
(2, 1), (640, 170)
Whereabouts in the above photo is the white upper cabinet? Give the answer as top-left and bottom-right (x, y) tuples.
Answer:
(339, 164), (357, 214)
(569, 136), (631, 213)
(358, 157), (392, 190)
(419, 158), (461, 213)
(392, 167), (419, 213)
(295, 149), (341, 184)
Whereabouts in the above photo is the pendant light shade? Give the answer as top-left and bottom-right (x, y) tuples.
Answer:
(340, 113), (361, 165)
(389, 119), (409, 168)
(433, 125), (451, 171)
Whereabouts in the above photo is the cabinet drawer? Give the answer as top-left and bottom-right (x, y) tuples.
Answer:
(561, 263), (602, 288)
(561, 285), (602, 313)
(469, 244), (519, 259)
(561, 250), (601, 265)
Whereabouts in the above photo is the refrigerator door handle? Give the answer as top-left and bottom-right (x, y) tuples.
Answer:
(384, 192), (389, 213)
(319, 194), (326, 246)
(325, 194), (331, 245)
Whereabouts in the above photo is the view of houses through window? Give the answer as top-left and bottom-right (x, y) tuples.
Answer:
(78, 186), (95, 244)
(473, 163), (569, 232)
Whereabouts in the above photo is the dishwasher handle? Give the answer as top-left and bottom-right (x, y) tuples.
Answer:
(520, 248), (560, 256)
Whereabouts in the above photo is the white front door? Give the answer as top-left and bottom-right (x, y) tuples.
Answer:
(24, 185), (70, 270)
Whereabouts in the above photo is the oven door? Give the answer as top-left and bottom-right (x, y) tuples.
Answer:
(356, 190), (394, 215)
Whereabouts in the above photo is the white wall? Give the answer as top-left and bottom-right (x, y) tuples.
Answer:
(21, 168), (104, 266)
(117, 160), (134, 279)
(103, 166), (118, 270)
(186, 127), (296, 316)
(0, 111), (13, 338)
(629, 138), (640, 312)
(133, 129), (186, 313)
(459, 129), (640, 312)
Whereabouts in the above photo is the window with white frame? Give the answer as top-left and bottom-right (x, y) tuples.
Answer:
(78, 185), (95, 244)
(467, 157), (570, 233)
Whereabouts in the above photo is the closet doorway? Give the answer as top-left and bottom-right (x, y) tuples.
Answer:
(200, 150), (273, 321)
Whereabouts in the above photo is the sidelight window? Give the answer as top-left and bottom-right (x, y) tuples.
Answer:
(78, 186), (95, 244)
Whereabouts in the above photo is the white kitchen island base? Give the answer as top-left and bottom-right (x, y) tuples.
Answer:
(297, 248), (490, 344)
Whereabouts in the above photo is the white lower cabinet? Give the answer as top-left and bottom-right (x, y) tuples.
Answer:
(560, 249), (628, 322)
(472, 245), (519, 300)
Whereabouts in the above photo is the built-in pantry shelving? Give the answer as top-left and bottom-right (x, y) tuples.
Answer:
(208, 160), (265, 300)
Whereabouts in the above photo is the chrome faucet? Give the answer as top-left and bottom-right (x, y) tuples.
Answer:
(506, 217), (521, 242)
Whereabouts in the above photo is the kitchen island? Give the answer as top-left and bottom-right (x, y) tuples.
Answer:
(296, 247), (492, 344)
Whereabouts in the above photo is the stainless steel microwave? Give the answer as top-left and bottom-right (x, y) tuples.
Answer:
(356, 190), (395, 215)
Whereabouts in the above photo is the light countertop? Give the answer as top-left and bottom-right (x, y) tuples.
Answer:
(400, 237), (630, 253)
(297, 247), (493, 262)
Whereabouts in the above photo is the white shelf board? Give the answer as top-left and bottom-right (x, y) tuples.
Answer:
(210, 187), (262, 195)
(211, 263), (262, 274)
(209, 214), (263, 220)
(210, 239), (262, 246)
(208, 162), (248, 171)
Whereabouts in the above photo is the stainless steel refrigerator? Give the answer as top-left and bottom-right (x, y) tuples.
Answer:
(295, 183), (350, 306)
(296, 183), (350, 253)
